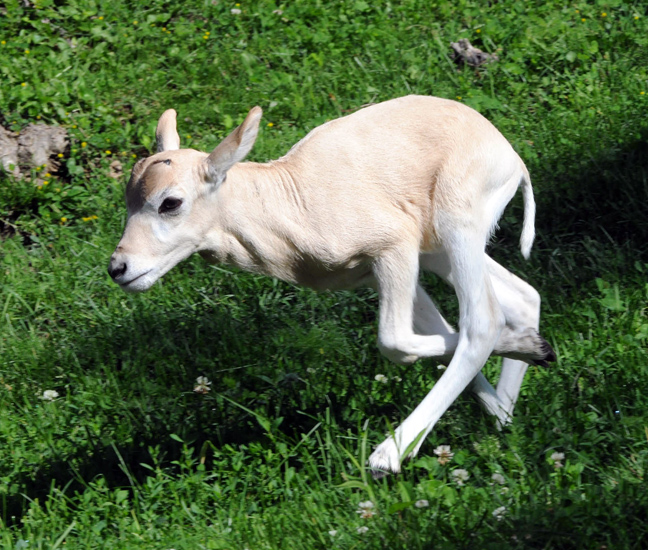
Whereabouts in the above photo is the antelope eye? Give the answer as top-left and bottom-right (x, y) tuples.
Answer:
(159, 197), (183, 214)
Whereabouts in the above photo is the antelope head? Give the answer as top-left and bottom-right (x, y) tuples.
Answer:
(108, 106), (262, 292)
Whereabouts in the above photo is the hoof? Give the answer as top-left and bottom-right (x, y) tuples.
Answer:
(533, 335), (557, 367)
(368, 438), (402, 479)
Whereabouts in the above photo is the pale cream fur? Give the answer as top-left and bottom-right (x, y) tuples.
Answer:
(109, 95), (554, 476)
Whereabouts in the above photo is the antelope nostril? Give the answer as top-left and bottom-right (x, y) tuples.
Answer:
(108, 260), (127, 280)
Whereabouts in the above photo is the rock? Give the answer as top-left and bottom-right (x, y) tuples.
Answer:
(450, 39), (498, 67)
(0, 126), (19, 177)
(17, 124), (69, 174)
(0, 123), (70, 179)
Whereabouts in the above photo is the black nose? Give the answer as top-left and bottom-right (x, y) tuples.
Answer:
(108, 260), (127, 280)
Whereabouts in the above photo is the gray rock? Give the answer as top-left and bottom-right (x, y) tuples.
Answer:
(0, 123), (69, 179)
(450, 39), (498, 67)
(0, 126), (19, 177)
(17, 124), (69, 173)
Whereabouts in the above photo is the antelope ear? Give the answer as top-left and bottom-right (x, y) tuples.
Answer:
(156, 109), (180, 152)
(205, 106), (262, 185)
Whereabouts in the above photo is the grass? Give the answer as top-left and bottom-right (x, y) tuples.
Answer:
(1, 0), (648, 548)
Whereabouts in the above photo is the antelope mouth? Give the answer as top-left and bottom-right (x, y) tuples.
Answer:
(119, 270), (152, 290)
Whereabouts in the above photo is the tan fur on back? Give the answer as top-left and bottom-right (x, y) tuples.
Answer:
(202, 96), (522, 288)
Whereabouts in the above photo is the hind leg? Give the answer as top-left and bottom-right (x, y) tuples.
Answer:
(486, 257), (554, 419)
(420, 251), (554, 423)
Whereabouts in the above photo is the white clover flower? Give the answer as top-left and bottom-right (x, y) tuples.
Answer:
(492, 506), (507, 521)
(392, 375), (402, 382)
(374, 374), (388, 384)
(328, 530), (337, 537)
(356, 526), (369, 534)
(306, 367), (317, 374)
(272, 9), (283, 15)
(551, 451), (565, 469)
(414, 499), (429, 508)
(451, 468), (470, 486)
(437, 364), (447, 371)
(491, 473), (506, 485)
(40, 390), (59, 401)
(433, 444), (454, 465)
(193, 376), (212, 394)
(231, 8), (242, 14)
(356, 500), (376, 518)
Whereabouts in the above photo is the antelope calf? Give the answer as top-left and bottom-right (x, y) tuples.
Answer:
(108, 95), (555, 476)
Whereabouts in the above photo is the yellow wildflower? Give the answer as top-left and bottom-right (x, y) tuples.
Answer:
(601, 12), (607, 17)
(60, 217), (68, 223)
(21, 82), (27, 87)
(267, 122), (274, 127)
(81, 142), (87, 148)
(133, 20), (138, 25)
(98, 16), (104, 20)
(105, 150), (112, 155)
(42, 180), (49, 185)
(1, 41), (6, 45)
(24, 49), (30, 54)
(581, 18), (586, 22)
(57, 153), (64, 158)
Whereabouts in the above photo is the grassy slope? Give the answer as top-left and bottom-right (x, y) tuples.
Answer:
(1, 0), (648, 548)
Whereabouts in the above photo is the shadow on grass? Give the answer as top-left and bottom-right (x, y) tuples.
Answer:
(492, 134), (648, 293)
(2, 283), (387, 524)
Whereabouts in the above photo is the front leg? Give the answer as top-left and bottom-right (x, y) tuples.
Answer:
(374, 248), (460, 366)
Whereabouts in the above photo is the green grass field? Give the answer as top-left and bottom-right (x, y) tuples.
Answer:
(1, 0), (648, 548)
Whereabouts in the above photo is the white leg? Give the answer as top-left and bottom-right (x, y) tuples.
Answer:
(371, 246), (460, 366)
(368, 232), (505, 475)
(421, 251), (552, 422)
(375, 252), (549, 367)
(413, 284), (511, 426)
(487, 257), (545, 418)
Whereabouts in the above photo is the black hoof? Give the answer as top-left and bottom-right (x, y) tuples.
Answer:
(533, 335), (556, 367)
